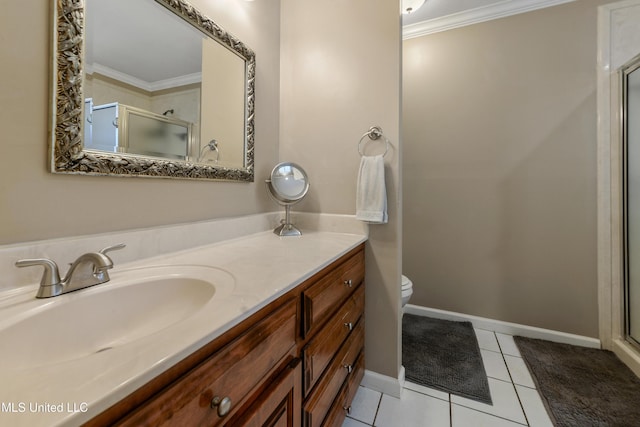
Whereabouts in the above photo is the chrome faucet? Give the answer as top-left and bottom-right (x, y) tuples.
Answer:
(15, 244), (126, 298)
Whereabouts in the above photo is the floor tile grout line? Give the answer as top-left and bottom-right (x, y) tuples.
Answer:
(403, 382), (451, 403)
(495, 331), (531, 427)
(450, 401), (529, 427)
(481, 347), (505, 355)
(487, 374), (519, 384)
(345, 415), (372, 426)
(502, 355), (537, 390)
(516, 383), (536, 390)
(371, 389), (383, 426)
(449, 393), (453, 427)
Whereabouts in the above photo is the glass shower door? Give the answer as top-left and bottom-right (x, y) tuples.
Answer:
(624, 56), (640, 346)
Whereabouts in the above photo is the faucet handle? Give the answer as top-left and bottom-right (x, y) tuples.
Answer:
(99, 243), (126, 258)
(15, 258), (61, 287)
(95, 243), (126, 275)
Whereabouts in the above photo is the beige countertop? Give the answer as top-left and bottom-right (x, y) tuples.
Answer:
(0, 230), (366, 427)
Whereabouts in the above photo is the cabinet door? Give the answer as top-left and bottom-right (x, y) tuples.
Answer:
(118, 300), (297, 426)
(230, 358), (301, 427)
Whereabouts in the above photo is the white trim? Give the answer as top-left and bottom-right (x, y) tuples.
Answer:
(361, 367), (405, 399)
(596, 0), (615, 352)
(405, 305), (601, 349)
(403, 0), (576, 39)
(86, 63), (202, 92)
(613, 339), (640, 377)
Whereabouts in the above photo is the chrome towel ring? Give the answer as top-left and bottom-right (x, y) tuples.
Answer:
(358, 126), (391, 157)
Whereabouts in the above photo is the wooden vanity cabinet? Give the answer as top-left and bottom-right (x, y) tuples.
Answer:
(86, 243), (365, 427)
(299, 248), (365, 427)
(117, 298), (299, 426)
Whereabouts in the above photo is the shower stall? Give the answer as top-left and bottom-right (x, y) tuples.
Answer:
(597, 0), (640, 378)
(83, 100), (194, 161)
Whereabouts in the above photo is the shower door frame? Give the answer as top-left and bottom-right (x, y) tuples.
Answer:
(622, 54), (640, 351)
(597, 0), (640, 378)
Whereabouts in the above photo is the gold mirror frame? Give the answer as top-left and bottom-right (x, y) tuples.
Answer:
(50, 0), (255, 181)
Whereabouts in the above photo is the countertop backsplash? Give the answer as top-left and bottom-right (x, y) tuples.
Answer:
(0, 212), (367, 294)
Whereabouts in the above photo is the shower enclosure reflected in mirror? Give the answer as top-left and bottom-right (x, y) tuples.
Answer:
(51, 0), (255, 181)
(622, 53), (640, 348)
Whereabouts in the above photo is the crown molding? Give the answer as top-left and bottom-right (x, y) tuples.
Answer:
(403, 0), (577, 40)
(85, 63), (202, 92)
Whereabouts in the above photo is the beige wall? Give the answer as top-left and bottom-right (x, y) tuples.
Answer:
(403, 0), (612, 338)
(200, 38), (245, 167)
(280, 0), (402, 378)
(2, 0), (403, 379)
(0, 0), (280, 245)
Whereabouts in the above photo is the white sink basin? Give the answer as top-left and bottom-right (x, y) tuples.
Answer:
(0, 265), (235, 370)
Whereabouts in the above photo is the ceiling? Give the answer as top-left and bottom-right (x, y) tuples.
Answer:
(402, 0), (576, 38)
(403, 0), (505, 26)
(85, 0), (206, 91)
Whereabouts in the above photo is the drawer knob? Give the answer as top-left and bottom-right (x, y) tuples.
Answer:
(343, 364), (353, 374)
(344, 322), (353, 331)
(344, 279), (353, 288)
(211, 396), (232, 417)
(344, 405), (352, 415)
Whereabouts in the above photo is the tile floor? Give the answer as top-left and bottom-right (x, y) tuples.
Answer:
(342, 329), (554, 427)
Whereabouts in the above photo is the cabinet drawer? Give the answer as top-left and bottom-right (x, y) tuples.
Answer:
(303, 285), (364, 396)
(119, 299), (297, 426)
(303, 319), (364, 427)
(322, 352), (365, 427)
(302, 249), (364, 338)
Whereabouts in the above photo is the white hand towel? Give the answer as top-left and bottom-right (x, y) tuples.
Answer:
(356, 154), (388, 224)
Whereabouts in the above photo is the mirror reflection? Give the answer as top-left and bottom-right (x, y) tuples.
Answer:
(50, 0), (255, 181)
(271, 165), (308, 200)
(84, 0), (245, 166)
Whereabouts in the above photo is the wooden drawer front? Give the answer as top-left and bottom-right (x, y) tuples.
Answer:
(228, 358), (301, 427)
(120, 300), (297, 427)
(303, 285), (365, 396)
(322, 352), (365, 427)
(303, 319), (364, 427)
(302, 249), (364, 338)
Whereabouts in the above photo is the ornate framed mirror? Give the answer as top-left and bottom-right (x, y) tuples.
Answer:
(50, 0), (255, 181)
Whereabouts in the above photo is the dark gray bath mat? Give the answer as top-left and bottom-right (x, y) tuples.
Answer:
(402, 314), (492, 404)
(515, 336), (640, 427)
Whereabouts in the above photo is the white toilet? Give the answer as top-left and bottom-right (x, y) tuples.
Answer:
(401, 274), (413, 309)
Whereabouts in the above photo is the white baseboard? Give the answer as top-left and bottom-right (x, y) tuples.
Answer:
(361, 366), (405, 398)
(405, 304), (601, 349)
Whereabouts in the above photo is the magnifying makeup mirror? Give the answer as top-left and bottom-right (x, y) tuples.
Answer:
(266, 162), (310, 236)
